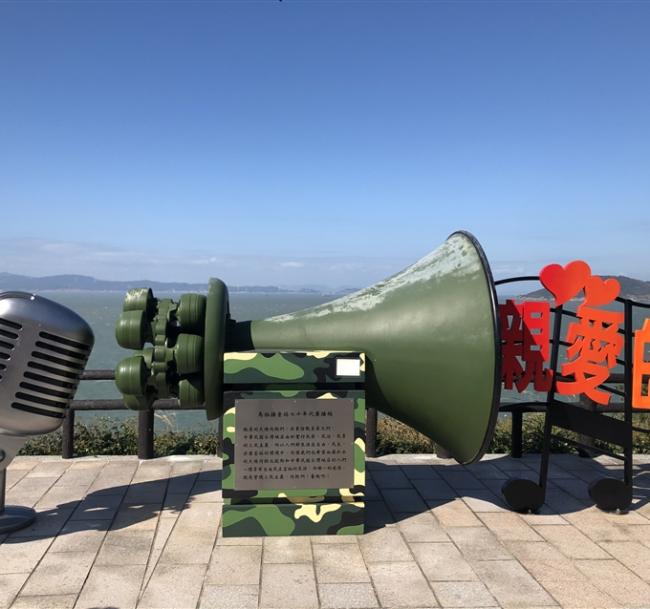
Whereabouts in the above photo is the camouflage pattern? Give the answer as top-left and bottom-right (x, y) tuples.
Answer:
(222, 502), (364, 537)
(221, 351), (365, 537)
(223, 351), (365, 385)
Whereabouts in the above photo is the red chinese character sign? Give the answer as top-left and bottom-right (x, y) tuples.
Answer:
(499, 300), (552, 392)
(540, 261), (623, 405)
(500, 260), (624, 405)
(633, 320), (650, 409)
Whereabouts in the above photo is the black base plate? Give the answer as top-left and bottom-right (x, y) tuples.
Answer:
(588, 478), (632, 512)
(502, 478), (545, 513)
(0, 506), (36, 534)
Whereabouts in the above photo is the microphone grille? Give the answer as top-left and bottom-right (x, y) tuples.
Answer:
(0, 293), (94, 435)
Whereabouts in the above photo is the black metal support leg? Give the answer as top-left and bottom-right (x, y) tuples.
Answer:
(0, 469), (36, 534)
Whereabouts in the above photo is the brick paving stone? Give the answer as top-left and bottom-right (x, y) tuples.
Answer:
(112, 503), (162, 531)
(0, 536), (52, 574)
(70, 493), (123, 520)
(20, 550), (95, 596)
(369, 468), (412, 489)
(412, 479), (457, 500)
(619, 523), (650, 544)
(310, 534), (358, 544)
(506, 542), (617, 608)
(564, 510), (632, 542)
(543, 486), (589, 513)
(364, 479), (381, 501)
(124, 480), (168, 505)
(318, 583), (379, 609)
(598, 540), (650, 581)
(96, 529), (155, 565)
(359, 526), (412, 563)
(438, 471), (485, 490)
(75, 564), (146, 609)
(445, 527), (511, 561)
(145, 517), (177, 582)
(429, 498), (482, 527)
(199, 584), (259, 609)
(395, 511), (450, 543)
(551, 477), (593, 502)
(159, 502), (221, 564)
(534, 524), (610, 559)
(205, 546), (262, 585)
(263, 536), (312, 563)
(575, 559), (650, 607)
(601, 509), (648, 524)
(463, 462), (508, 480)
(519, 506), (569, 526)
(313, 543), (370, 583)
(215, 531), (264, 546)
(35, 484), (87, 510)
(259, 563), (318, 609)
(86, 462), (137, 495)
(382, 488), (428, 513)
(400, 464), (441, 480)
(471, 559), (556, 608)
(368, 562), (437, 607)
(0, 573), (30, 609)
(364, 500), (394, 530)
(410, 542), (478, 581)
(461, 490), (508, 513)
(430, 581), (496, 608)
(48, 518), (109, 553)
(9, 454), (650, 609)
(10, 594), (77, 609)
(139, 563), (206, 609)
(27, 461), (71, 477)
(189, 480), (223, 503)
(478, 512), (542, 541)
(491, 457), (536, 473)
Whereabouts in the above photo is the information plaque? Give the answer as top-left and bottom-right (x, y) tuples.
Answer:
(234, 398), (355, 491)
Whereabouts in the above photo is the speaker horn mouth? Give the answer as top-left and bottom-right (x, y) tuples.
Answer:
(448, 230), (502, 464)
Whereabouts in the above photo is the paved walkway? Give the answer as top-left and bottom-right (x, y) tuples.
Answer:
(1, 453), (650, 609)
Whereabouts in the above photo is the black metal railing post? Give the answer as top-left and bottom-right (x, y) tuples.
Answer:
(511, 409), (523, 458)
(62, 409), (75, 459)
(138, 408), (155, 460)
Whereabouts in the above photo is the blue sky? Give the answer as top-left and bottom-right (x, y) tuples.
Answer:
(1, 1), (649, 288)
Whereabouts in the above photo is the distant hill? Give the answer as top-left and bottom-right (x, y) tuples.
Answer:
(0, 272), (322, 294)
(524, 275), (650, 303)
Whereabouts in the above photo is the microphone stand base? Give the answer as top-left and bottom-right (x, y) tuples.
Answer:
(0, 506), (36, 534)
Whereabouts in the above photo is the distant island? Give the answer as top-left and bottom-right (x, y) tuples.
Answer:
(523, 275), (650, 303)
(0, 272), (355, 296)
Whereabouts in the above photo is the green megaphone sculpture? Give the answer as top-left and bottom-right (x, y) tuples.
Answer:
(114, 231), (501, 464)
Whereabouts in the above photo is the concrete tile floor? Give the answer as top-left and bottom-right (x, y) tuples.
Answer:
(2, 453), (650, 609)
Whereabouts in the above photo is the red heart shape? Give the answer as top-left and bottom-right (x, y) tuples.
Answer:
(584, 275), (620, 306)
(539, 260), (591, 306)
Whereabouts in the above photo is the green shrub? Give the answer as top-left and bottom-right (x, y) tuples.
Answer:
(20, 416), (217, 458)
(18, 411), (650, 458)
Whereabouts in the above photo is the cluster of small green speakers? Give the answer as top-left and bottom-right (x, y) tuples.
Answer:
(115, 287), (209, 410)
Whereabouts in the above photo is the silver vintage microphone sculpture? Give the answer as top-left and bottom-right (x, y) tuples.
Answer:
(0, 292), (94, 533)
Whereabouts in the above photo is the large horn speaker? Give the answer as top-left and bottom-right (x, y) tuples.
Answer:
(115, 231), (501, 464)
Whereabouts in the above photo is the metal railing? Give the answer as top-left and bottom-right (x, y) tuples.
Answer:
(68, 370), (638, 461)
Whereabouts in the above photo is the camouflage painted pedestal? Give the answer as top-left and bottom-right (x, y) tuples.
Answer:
(221, 351), (366, 537)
